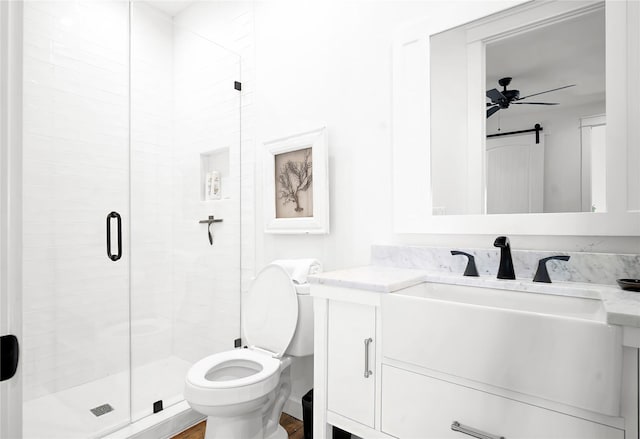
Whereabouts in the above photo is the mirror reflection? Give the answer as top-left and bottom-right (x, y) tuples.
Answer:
(430, 5), (605, 215)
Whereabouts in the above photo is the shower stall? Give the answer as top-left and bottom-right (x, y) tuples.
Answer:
(1, 1), (242, 437)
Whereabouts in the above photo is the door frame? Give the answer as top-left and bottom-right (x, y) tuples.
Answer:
(0, 0), (23, 437)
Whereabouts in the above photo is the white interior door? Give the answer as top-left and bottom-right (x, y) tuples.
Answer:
(486, 133), (544, 214)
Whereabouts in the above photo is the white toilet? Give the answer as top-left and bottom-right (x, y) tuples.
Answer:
(184, 263), (314, 439)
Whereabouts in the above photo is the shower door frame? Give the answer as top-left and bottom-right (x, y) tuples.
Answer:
(0, 0), (23, 437)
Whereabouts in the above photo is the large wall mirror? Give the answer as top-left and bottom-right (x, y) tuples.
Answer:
(392, 0), (639, 235)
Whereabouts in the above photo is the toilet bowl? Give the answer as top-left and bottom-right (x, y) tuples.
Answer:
(184, 263), (314, 439)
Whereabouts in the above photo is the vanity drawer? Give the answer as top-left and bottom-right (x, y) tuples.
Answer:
(381, 292), (622, 416)
(381, 365), (623, 439)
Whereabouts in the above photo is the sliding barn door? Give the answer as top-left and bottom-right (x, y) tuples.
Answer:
(486, 133), (544, 214)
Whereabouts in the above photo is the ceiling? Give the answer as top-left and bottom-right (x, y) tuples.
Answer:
(142, 0), (193, 16)
(486, 7), (605, 113)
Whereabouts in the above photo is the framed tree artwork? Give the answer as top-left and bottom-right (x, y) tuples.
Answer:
(263, 127), (329, 234)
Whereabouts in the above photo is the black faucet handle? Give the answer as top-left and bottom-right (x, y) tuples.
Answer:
(451, 251), (479, 277)
(533, 255), (571, 283)
(493, 236), (510, 248)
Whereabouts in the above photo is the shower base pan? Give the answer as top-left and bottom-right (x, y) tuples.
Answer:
(23, 356), (200, 439)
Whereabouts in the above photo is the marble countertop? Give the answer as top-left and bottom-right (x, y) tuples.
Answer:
(308, 265), (427, 293)
(308, 265), (640, 328)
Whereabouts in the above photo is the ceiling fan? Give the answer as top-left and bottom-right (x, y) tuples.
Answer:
(486, 77), (575, 118)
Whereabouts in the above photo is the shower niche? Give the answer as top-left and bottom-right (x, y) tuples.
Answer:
(200, 147), (231, 202)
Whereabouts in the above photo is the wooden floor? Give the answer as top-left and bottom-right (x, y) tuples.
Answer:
(171, 413), (304, 439)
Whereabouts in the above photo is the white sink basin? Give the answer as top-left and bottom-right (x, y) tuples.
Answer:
(382, 282), (623, 417)
(400, 282), (607, 322)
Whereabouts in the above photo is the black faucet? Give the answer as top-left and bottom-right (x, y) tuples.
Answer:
(493, 236), (515, 280)
(451, 251), (479, 277)
(533, 255), (570, 283)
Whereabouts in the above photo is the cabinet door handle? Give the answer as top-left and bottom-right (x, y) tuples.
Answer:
(451, 421), (505, 439)
(363, 337), (373, 378)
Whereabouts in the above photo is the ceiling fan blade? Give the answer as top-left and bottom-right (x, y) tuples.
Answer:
(512, 102), (559, 105)
(486, 88), (506, 102)
(517, 84), (575, 100)
(487, 105), (500, 118)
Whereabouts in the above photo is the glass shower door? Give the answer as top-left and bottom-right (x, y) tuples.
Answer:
(21, 1), (131, 437)
(130, 3), (242, 421)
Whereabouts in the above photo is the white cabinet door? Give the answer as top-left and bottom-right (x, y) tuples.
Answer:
(381, 365), (624, 439)
(327, 301), (376, 428)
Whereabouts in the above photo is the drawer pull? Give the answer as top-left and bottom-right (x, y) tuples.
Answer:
(364, 337), (373, 378)
(451, 421), (505, 439)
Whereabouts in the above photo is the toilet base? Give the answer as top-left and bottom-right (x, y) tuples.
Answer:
(188, 356), (294, 439)
(266, 425), (287, 439)
(204, 412), (262, 439)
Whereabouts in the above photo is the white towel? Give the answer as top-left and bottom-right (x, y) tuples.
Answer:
(270, 259), (322, 284)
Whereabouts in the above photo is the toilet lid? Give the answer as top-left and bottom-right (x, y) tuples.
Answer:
(243, 264), (299, 357)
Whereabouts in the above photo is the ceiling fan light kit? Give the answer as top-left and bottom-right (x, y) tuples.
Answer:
(486, 76), (575, 118)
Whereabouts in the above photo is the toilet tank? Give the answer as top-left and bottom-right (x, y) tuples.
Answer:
(286, 284), (314, 356)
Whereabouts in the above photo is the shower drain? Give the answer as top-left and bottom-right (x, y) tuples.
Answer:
(90, 403), (114, 417)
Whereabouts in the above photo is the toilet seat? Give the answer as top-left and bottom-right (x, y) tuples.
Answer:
(184, 349), (282, 407)
(187, 349), (281, 389)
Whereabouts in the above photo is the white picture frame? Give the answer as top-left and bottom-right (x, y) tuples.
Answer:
(264, 127), (329, 234)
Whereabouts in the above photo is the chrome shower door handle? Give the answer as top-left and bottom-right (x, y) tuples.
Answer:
(106, 211), (122, 262)
(364, 337), (373, 378)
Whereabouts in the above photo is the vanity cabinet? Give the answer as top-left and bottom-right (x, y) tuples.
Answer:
(327, 300), (376, 428)
(311, 271), (639, 439)
(312, 283), (391, 439)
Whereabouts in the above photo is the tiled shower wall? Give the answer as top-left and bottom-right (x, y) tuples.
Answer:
(171, 26), (241, 362)
(173, 0), (256, 299)
(131, 0), (242, 391)
(131, 2), (175, 369)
